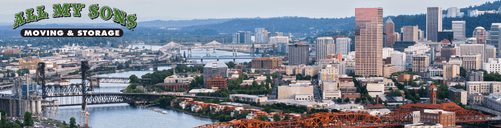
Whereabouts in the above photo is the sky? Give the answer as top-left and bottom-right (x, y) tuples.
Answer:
(0, 0), (495, 24)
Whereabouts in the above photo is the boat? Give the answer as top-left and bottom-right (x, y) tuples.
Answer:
(161, 111), (168, 114)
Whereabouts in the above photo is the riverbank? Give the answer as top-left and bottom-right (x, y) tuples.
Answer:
(156, 105), (214, 119)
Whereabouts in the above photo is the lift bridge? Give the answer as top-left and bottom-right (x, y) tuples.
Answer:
(37, 61), (217, 110)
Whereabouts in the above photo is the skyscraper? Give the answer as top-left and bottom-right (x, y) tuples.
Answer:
(401, 26), (419, 42)
(255, 28), (269, 43)
(288, 42), (309, 65)
(232, 31), (252, 44)
(336, 37), (351, 55)
(490, 23), (501, 54)
(355, 8), (383, 76)
(452, 21), (466, 41)
(427, 7), (442, 42)
(447, 7), (459, 18)
(316, 37), (335, 60)
(384, 17), (396, 47)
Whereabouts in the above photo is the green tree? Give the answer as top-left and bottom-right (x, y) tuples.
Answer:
(273, 114), (281, 121)
(258, 116), (269, 121)
(344, 98), (350, 103)
(23, 111), (34, 126)
(129, 74), (140, 83)
(284, 115), (289, 120)
(70, 117), (77, 128)
(460, 67), (467, 78)
(337, 98), (342, 103)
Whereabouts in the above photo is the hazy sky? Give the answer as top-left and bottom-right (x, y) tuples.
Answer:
(0, 0), (495, 24)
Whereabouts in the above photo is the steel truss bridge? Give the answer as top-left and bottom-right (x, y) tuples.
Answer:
(197, 103), (491, 128)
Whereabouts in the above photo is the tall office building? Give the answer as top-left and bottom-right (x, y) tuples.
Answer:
(384, 18), (397, 47)
(355, 8), (383, 76)
(427, 7), (442, 42)
(232, 31), (251, 44)
(336, 37), (352, 55)
(401, 26), (419, 42)
(391, 51), (406, 72)
(288, 42), (309, 65)
(473, 26), (487, 44)
(459, 44), (485, 62)
(452, 21), (466, 41)
(418, 29), (425, 41)
(316, 37), (335, 60)
(490, 23), (501, 54)
(447, 7), (460, 18)
(255, 28), (269, 43)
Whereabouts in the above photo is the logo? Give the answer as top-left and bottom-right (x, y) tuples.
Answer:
(13, 3), (137, 37)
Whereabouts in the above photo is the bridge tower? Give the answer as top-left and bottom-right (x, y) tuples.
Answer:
(188, 47), (192, 58)
(251, 44), (255, 56)
(153, 56), (159, 71)
(81, 61), (89, 110)
(232, 46), (237, 56)
(206, 48), (211, 56)
(36, 62), (46, 99)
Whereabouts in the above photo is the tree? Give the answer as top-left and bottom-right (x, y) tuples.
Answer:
(460, 67), (467, 78)
(273, 114), (281, 121)
(129, 74), (140, 83)
(70, 117), (77, 128)
(258, 116), (269, 121)
(337, 98), (342, 103)
(23, 112), (34, 126)
(284, 115), (289, 120)
(355, 98), (361, 103)
(226, 61), (236, 69)
(344, 98), (350, 103)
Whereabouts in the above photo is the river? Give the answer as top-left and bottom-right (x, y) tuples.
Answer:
(37, 48), (251, 128)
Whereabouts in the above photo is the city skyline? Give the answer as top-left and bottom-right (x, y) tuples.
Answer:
(0, 0), (495, 24)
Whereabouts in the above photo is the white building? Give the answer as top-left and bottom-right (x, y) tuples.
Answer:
(466, 81), (501, 95)
(382, 47), (395, 59)
(335, 37), (351, 55)
(447, 7), (460, 18)
(316, 37), (335, 60)
(277, 84), (314, 99)
(322, 81), (341, 100)
(483, 93), (501, 112)
(255, 28), (269, 43)
(404, 43), (430, 55)
(229, 94), (268, 103)
(484, 58), (501, 74)
(391, 51), (406, 72)
(366, 83), (384, 98)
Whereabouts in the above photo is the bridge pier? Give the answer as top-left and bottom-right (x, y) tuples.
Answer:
(201, 59), (203, 63)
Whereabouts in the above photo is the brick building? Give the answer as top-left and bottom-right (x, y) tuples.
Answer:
(155, 83), (189, 91)
(206, 76), (228, 90)
(251, 57), (282, 69)
(420, 109), (456, 127)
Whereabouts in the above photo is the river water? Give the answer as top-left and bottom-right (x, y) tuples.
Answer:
(22, 48), (251, 128)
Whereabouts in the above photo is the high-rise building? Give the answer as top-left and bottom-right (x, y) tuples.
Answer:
(452, 21), (466, 41)
(316, 37), (335, 60)
(486, 45), (497, 61)
(427, 7), (443, 42)
(437, 31), (454, 42)
(232, 31), (251, 44)
(418, 29), (425, 41)
(447, 7), (460, 18)
(459, 44), (485, 62)
(401, 26), (419, 42)
(490, 23), (501, 54)
(391, 51), (406, 72)
(269, 36), (290, 53)
(355, 8), (384, 76)
(384, 18), (397, 47)
(203, 61), (228, 86)
(473, 26), (487, 44)
(441, 45), (457, 61)
(412, 55), (429, 72)
(255, 28), (269, 43)
(335, 37), (351, 55)
(288, 42), (309, 65)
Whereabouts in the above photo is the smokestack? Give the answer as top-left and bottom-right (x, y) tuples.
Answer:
(376, 95), (379, 104)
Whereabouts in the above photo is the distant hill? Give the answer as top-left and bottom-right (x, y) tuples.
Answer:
(181, 16), (355, 35)
(139, 19), (232, 28)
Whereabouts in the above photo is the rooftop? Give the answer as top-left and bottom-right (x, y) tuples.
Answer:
(423, 109), (454, 114)
(204, 61), (228, 68)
